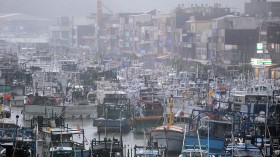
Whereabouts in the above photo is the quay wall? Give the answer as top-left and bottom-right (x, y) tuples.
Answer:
(23, 104), (96, 120)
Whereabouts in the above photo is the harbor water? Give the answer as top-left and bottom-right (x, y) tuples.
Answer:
(11, 106), (180, 157)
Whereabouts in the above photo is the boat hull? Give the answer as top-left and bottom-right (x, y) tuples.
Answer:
(152, 125), (184, 152)
(93, 118), (131, 133)
(183, 135), (224, 154)
(133, 116), (164, 133)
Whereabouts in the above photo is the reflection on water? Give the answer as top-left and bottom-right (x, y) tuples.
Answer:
(65, 119), (180, 157)
(65, 118), (145, 149)
(11, 107), (180, 157)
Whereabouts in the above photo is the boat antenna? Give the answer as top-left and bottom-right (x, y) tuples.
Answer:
(168, 94), (173, 128)
(160, 81), (168, 126)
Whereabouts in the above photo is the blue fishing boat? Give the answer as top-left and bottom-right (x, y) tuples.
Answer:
(222, 99), (280, 157)
(93, 91), (133, 133)
(180, 109), (234, 157)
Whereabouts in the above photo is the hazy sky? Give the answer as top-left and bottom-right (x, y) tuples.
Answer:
(0, 0), (251, 18)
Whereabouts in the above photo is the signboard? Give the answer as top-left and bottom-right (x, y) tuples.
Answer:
(256, 43), (264, 53)
(251, 58), (272, 66)
(257, 43), (263, 50)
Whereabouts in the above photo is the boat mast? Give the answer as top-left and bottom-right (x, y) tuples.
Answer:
(168, 95), (173, 128)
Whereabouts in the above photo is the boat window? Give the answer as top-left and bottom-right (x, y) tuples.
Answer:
(220, 90), (226, 95)
(238, 98), (242, 102)
(255, 87), (259, 92)
(87, 93), (96, 102)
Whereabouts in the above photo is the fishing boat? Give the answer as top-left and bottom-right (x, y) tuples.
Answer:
(71, 85), (90, 105)
(179, 108), (234, 157)
(151, 95), (185, 152)
(93, 108), (132, 133)
(93, 90), (133, 133)
(230, 68), (276, 112)
(0, 93), (35, 157)
(133, 85), (164, 133)
(179, 148), (208, 157)
(0, 116), (34, 157)
(31, 115), (88, 157)
(134, 133), (167, 157)
(133, 100), (164, 133)
(222, 95), (280, 157)
(224, 140), (264, 157)
(87, 90), (97, 104)
(216, 70), (280, 156)
(89, 136), (123, 157)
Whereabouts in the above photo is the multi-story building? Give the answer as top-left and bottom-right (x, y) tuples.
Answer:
(127, 12), (154, 55)
(174, 4), (234, 61)
(211, 16), (261, 65)
(245, 0), (280, 17)
(184, 17), (212, 60)
(155, 14), (172, 55)
(49, 16), (73, 46)
(72, 15), (95, 49)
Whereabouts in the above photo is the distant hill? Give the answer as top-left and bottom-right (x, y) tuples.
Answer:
(0, 0), (248, 18)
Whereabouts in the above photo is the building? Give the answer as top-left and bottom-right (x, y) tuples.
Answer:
(245, 0), (280, 17)
(171, 3), (235, 60)
(49, 16), (73, 46)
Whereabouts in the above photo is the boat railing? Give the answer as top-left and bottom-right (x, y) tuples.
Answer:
(50, 141), (74, 147)
(91, 137), (122, 148)
(0, 128), (33, 142)
(134, 145), (167, 157)
(185, 141), (209, 148)
(182, 125), (188, 151)
(73, 141), (84, 150)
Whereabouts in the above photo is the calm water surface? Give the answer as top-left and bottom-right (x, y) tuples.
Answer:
(11, 107), (180, 157)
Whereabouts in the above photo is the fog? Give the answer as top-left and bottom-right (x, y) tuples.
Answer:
(0, 0), (250, 17)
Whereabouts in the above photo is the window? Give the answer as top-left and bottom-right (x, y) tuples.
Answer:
(52, 31), (60, 39)
(61, 31), (69, 39)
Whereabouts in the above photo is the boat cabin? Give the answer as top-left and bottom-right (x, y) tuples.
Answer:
(87, 91), (97, 103)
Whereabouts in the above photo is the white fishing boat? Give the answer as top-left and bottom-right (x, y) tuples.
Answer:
(230, 68), (277, 113)
(151, 95), (185, 152)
